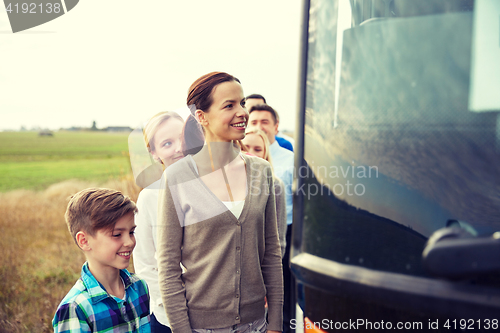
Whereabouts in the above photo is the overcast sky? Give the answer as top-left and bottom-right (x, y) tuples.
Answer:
(0, 0), (302, 132)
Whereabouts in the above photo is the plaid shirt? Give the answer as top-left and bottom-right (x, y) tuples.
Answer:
(53, 262), (151, 332)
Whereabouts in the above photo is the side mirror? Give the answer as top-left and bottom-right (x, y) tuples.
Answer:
(422, 227), (500, 279)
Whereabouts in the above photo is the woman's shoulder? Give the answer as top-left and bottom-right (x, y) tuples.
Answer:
(164, 156), (196, 184)
(242, 153), (271, 169)
(242, 154), (274, 185)
(144, 179), (162, 190)
(136, 180), (161, 205)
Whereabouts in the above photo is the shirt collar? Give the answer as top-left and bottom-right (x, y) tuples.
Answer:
(80, 262), (135, 304)
(270, 140), (280, 154)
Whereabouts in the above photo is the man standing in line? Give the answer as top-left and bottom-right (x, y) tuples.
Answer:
(245, 94), (294, 151)
(248, 104), (294, 333)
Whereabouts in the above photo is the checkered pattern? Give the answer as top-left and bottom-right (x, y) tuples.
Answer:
(53, 262), (151, 332)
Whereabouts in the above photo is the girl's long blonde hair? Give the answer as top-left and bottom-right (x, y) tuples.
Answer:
(244, 128), (273, 168)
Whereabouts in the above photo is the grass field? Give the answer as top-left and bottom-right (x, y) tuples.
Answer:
(0, 130), (141, 332)
(0, 131), (132, 192)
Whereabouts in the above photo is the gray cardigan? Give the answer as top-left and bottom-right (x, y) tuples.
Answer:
(274, 176), (287, 259)
(157, 153), (283, 333)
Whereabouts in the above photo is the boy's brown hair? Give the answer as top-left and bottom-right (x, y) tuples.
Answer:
(65, 188), (137, 245)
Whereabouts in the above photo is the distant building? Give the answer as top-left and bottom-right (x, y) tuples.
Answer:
(60, 125), (133, 132)
(105, 126), (133, 132)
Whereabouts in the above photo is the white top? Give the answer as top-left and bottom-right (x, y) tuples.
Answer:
(133, 179), (170, 326)
(188, 154), (246, 219)
(221, 200), (245, 219)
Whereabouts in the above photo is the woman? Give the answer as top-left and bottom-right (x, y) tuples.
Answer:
(157, 72), (283, 333)
(242, 128), (287, 259)
(133, 111), (184, 333)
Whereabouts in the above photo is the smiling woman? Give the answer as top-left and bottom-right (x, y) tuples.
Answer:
(181, 72), (248, 155)
(157, 72), (284, 333)
(196, 80), (248, 142)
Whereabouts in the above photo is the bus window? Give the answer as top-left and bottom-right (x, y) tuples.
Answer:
(292, 0), (500, 331)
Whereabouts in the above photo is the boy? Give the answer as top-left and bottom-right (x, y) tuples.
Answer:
(53, 188), (151, 332)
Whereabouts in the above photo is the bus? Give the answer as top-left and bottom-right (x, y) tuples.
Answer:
(291, 0), (500, 331)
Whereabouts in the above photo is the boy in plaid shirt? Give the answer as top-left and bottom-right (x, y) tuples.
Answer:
(53, 188), (151, 332)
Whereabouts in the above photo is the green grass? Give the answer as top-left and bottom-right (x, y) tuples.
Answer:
(0, 131), (141, 331)
(0, 131), (132, 192)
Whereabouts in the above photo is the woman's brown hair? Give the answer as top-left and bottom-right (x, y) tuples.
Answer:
(182, 72), (242, 155)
